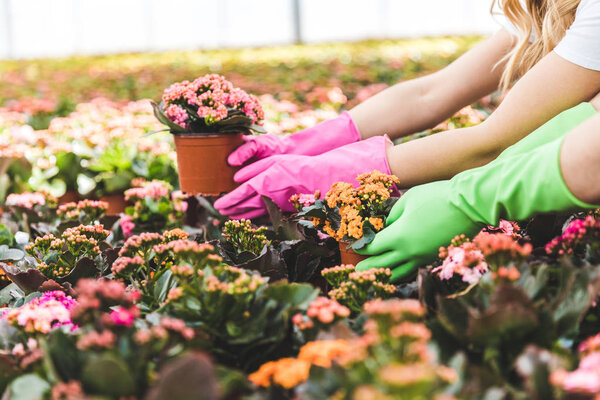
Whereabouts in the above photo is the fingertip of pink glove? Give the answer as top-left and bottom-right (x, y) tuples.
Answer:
(227, 140), (257, 167)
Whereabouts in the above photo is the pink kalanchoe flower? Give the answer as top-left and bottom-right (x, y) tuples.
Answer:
(546, 215), (600, 256)
(2, 291), (76, 333)
(164, 104), (189, 129)
(433, 243), (488, 285)
(108, 306), (136, 327)
(6, 192), (47, 209)
(119, 215), (135, 238)
(171, 190), (189, 213)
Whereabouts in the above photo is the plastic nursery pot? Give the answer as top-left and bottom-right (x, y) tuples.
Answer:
(339, 242), (369, 266)
(173, 133), (244, 196)
(100, 193), (129, 215)
(58, 190), (80, 205)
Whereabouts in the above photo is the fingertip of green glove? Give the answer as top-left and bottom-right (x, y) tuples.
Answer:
(385, 196), (406, 226)
(390, 260), (420, 282)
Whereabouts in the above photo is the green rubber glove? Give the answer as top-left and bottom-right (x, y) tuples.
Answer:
(356, 118), (599, 282)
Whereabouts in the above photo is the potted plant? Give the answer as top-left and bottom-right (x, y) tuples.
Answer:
(151, 74), (266, 196)
(295, 171), (400, 265)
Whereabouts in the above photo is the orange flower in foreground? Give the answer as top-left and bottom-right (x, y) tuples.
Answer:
(249, 358), (311, 389)
(298, 340), (352, 368)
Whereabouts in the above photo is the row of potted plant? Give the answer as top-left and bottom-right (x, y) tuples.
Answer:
(2, 161), (600, 398)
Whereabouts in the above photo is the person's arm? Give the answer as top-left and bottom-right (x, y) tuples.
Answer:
(351, 30), (515, 140)
(562, 112), (600, 204)
(387, 52), (600, 188)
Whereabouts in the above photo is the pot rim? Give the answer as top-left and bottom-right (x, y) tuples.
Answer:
(171, 131), (246, 137)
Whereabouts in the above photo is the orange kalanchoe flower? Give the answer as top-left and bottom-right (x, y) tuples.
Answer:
(249, 340), (352, 389)
(248, 358), (311, 389)
(298, 339), (352, 368)
(319, 171), (399, 242)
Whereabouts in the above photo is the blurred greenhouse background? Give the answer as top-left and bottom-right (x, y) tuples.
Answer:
(0, 0), (500, 59)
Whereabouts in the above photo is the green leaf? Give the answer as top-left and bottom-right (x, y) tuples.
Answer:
(7, 374), (50, 400)
(153, 269), (174, 304)
(81, 353), (136, 397)
(46, 329), (82, 381)
(0, 245), (24, 261)
(349, 223), (376, 251)
(217, 115), (253, 127)
(249, 124), (267, 134)
(0, 225), (13, 247)
(264, 282), (319, 309)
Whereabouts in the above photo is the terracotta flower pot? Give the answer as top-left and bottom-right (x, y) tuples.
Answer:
(339, 242), (368, 266)
(173, 133), (244, 196)
(58, 190), (80, 205)
(100, 193), (129, 215)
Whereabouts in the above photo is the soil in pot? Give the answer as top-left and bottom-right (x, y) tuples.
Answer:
(100, 193), (128, 215)
(174, 133), (244, 196)
(339, 242), (369, 266)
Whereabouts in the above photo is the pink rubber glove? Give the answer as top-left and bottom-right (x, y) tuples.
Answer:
(227, 111), (361, 167)
(215, 135), (393, 219)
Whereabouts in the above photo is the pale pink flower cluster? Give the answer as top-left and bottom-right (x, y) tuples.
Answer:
(551, 334), (600, 394)
(77, 329), (116, 350)
(171, 190), (189, 213)
(432, 243), (489, 285)
(11, 338), (38, 357)
(2, 291), (76, 333)
(165, 104), (189, 129)
(133, 316), (194, 344)
(119, 232), (164, 257)
(6, 191), (47, 208)
(162, 74), (264, 128)
(124, 179), (171, 201)
(111, 255), (144, 276)
(363, 298), (426, 320)
(289, 192), (319, 209)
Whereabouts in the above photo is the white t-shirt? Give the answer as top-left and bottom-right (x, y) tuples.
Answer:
(496, 0), (600, 71)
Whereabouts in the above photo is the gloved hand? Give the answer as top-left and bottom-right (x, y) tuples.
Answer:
(356, 130), (599, 281)
(215, 135), (392, 219)
(227, 112), (361, 167)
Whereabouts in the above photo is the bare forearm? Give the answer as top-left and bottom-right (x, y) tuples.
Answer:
(350, 31), (514, 140)
(561, 113), (600, 204)
(386, 125), (494, 188)
(387, 53), (600, 189)
(349, 75), (454, 140)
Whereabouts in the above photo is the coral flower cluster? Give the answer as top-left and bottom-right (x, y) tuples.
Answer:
(124, 179), (171, 201)
(57, 199), (108, 223)
(162, 74), (264, 129)
(434, 231), (532, 285)
(292, 296), (350, 331)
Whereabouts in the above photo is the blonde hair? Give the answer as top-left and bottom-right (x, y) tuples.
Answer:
(492, 0), (581, 90)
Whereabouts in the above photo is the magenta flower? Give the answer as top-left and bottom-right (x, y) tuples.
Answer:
(119, 215), (135, 238)
(109, 306), (136, 327)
